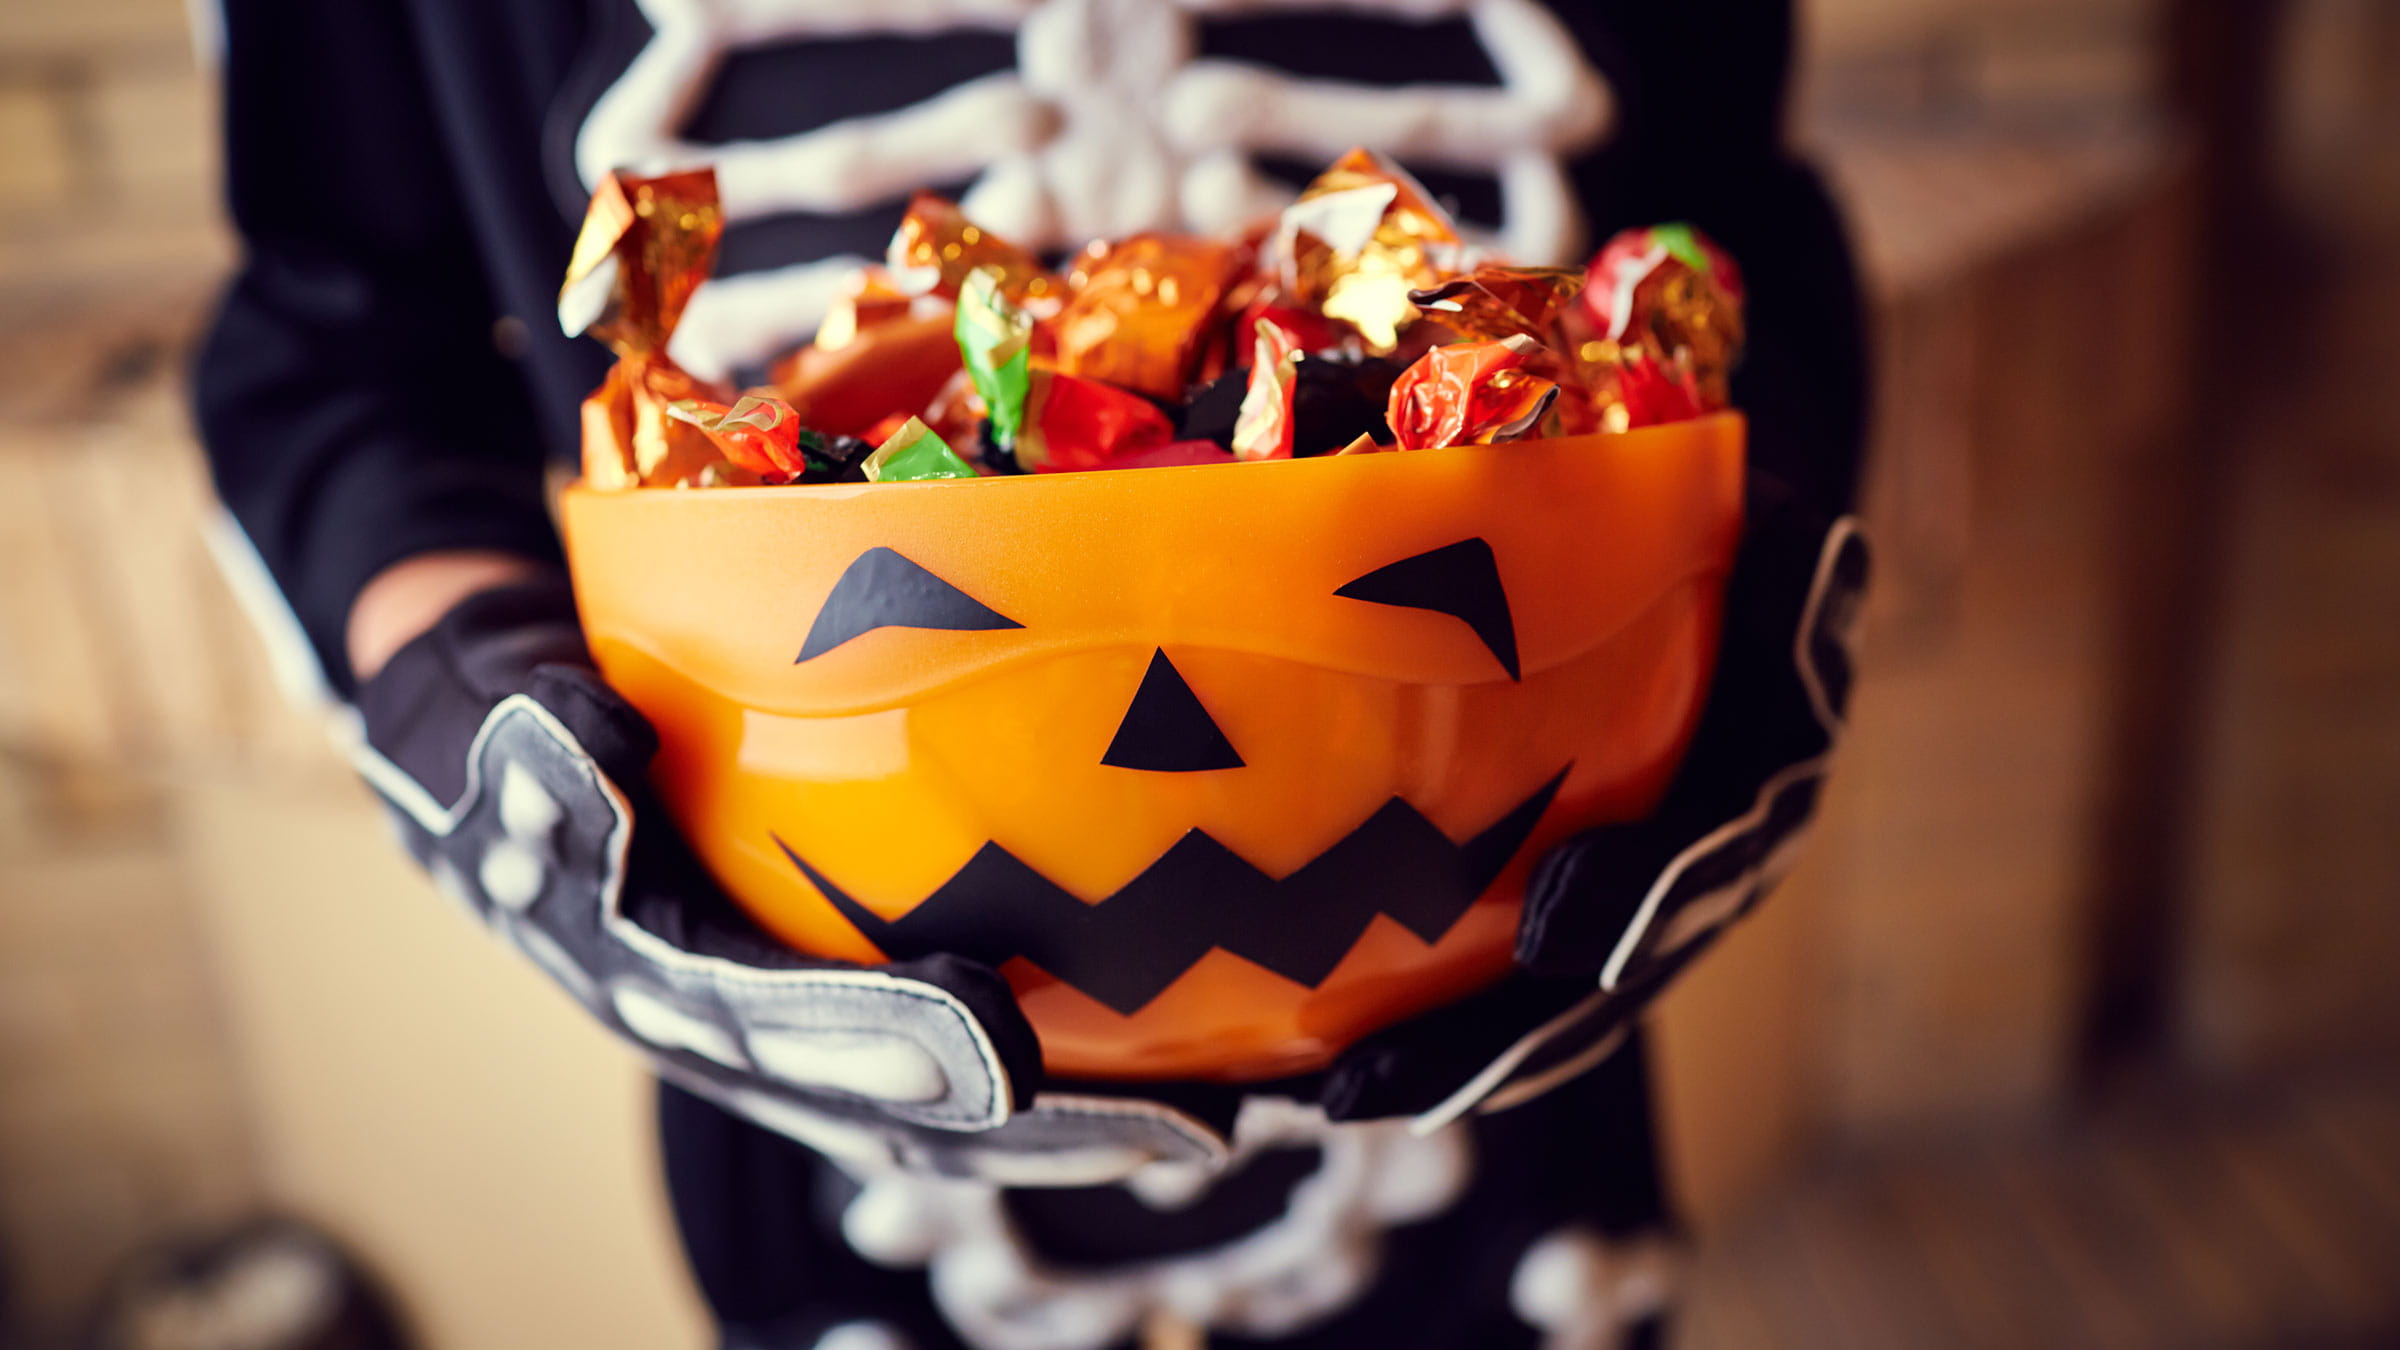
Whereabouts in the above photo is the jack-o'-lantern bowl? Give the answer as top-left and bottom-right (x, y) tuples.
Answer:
(558, 412), (1744, 1082)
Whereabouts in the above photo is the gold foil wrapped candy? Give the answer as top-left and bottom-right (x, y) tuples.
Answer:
(558, 167), (734, 488)
(1273, 149), (1463, 353)
(887, 192), (1065, 314)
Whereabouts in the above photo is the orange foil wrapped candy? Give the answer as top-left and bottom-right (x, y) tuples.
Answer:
(887, 192), (1064, 314)
(1387, 335), (1560, 451)
(1274, 148), (1464, 353)
(812, 266), (917, 352)
(1409, 265), (1585, 344)
(664, 395), (807, 482)
(769, 311), (963, 440)
(560, 168), (733, 488)
(1052, 235), (1241, 399)
(1013, 370), (1175, 473)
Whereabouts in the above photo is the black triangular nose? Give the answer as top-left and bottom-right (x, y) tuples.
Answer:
(1101, 650), (1243, 772)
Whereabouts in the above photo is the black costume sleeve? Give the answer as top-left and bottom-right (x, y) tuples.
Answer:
(194, 0), (563, 695)
(1570, 0), (1869, 518)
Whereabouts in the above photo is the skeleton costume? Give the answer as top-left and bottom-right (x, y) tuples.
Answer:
(195, 2), (1868, 1347)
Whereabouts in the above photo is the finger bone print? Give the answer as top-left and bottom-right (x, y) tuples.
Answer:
(574, 0), (1614, 378)
(354, 695), (1234, 1179)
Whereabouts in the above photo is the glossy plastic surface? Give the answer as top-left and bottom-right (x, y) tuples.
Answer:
(559, 414), (1745, 1080)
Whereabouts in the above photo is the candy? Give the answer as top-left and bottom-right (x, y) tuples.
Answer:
(1409, 265), (1585, 344)
(797, 430), (878, 483)
(922, 367), (989, 452)
(1177, 346), (1403, 458)
(769, 311), (963, 438)
(1290, 354), (1406, 457)
(1111, 439), (1239, 470)
(862, 418), (978, 483)
(1051, 235), (1241, 399)
(571, 157), (1752, 494)
(814, 267), (917, 352)
(558, 167), (722, 356)
(1231, 321), (1300, 462)
(1236, 302), (1353, 361)
(1386, 335), (1560, 450)
(1013, 370), (1175, 473)
(956, 267), (1035, 455)
(560, 168), (738, 488)
(1585, 223), (1745, 331)
(1579, 223), (1745, 424)
(1590, 348), (1707, 431)
(888, 192), (1064, 313)
(1273, 149), (1463, 353)
(665, 394), (808, 480)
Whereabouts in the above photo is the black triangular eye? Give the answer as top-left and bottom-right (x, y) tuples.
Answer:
(797, 547), (1022, 663)
(1335, 538), (1520, 679)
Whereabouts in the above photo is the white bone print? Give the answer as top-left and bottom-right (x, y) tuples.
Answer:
(575, 0), (1613, 378)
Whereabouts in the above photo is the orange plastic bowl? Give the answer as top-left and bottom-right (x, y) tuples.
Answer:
(559, 414), (1744, 1081)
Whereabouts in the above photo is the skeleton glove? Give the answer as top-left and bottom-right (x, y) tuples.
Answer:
(351, 574), (1065, 1163)
(1323, 474), (1869, 1125)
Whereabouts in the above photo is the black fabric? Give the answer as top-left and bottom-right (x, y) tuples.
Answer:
(660, 1033), (1672, 1349)
(1317, 487), (1864, 1122)
(197, 0), (1862, 696)
(658, 1082), (985, 1350)
(1001, 1147), (1326, 1269)
(1517, 475), (1856, 978)
(198, 1), (1859, 1341)
(352, 574), (1049, 1123)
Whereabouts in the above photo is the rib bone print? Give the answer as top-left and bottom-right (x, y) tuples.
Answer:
(575, 0), (1613, 377)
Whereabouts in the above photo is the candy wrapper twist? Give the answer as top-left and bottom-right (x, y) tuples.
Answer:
(567, 153), (1748, 487)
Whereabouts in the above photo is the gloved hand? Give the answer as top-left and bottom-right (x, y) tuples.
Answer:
(351, 574), (1230, 1180)
(1319, 473), (1868, 1125)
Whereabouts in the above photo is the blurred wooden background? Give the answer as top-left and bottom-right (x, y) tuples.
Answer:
(1, 0), (2397, 1346)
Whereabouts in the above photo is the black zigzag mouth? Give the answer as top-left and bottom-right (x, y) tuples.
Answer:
(773, 767), (1567, 1015)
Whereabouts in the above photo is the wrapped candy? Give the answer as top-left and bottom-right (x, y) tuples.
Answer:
(862, 417), (978, 483)
(1586, 223), (1746, 329)
(797, 430), (878, 483)
(1051, 235), (1242, 399)
(1235, 302), (1353, 360)
(1386, 335), (1560, 451)
(1290, 354), (1406, 457)
(956, 267), (1035, 455)
(1230, 321), (1300, 462)
(1409, 265), (1585, 344)
(579, 359), (730, 489)
(1174, 350), (1403, 458)
(1272, 149), (1463, 353)
(1578, 223), (1745, 427)
(1112, 439), (1238, 470)
(569, 156), (1754, 494)
(813, 266), (917, 352)
(1013, 370), (1175, 473)
(771, 312), (963, 438)
(560, 168), (735, 488)
(888, 192), (1064, 313)
(664, 394), (806, 481)
(922, 367), (989, 452)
